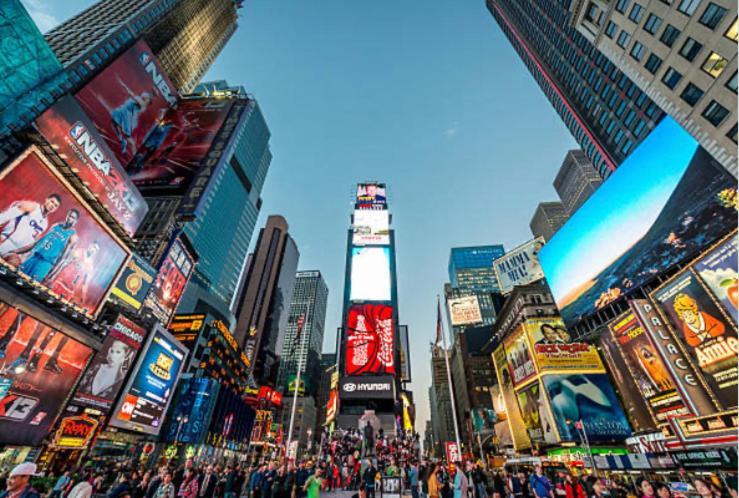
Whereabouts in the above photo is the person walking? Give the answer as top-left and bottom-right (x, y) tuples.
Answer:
(529, 467), (553, 498)
(303, 468), (323, 498)
(427, 465), (442, 498)
(409, 463), (420, 498)
(363, 461), (377, 498)
(154, 474), (175, 498)
(0, 463), (40, 498)
(564, 475), (586, 498)
(178, 469), (199, 498)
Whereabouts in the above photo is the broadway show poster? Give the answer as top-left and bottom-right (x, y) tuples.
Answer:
(0, 302), (93, 446)
(0, 148), (129, 317)
(524, 317), (604, 373)
(109, 254), (156, 311)
(492, 344), (530, 451)
(126, 98), (234, 188)
(694, 234), (738, 324)
(34, 96), (148, 236)
(542, 373), (632, 442)
(503, 326), (536, 387)
(653, 270), (738, 409)
(110, 326), (187, 435)
(72, 315), (147, 410)
(143, 237), (195, 325)
(75, 40), (177, 166)
(516, 380), (558, 444)
(345, 304), (395, 376)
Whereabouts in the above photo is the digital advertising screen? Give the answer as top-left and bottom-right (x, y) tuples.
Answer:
(126, 98), (235, 189)
(492, 344), (530, 450)
(516, 379), (558, 444)
(163, 377), (218, 444)
(494, 237), (546, 295)
(503, 326), (536, 387)
(72, 315), (147, 410)
(110, 325), (187, 435)
(355, 183), (387, 210)
(447, 295), (483, 326)
(143, 236), (195, 325)
(352, 210), (390, 245)
(109, 253), (156, 311)
(75, 40), (177, 166)
(34, 96), (148, 236)
(0, 301), (93, 446)
(652, 269), (738, 409)
(542, 373), (632, 442)
(538, 118), (737, 326)
(524, 317), (604, 373)
(693, 233), (738, 324)
(0, 147), (130, 318)
(349, 247), (391, 301)
(345, 304), (395, 376)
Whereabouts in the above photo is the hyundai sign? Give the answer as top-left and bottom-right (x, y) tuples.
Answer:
(340, 376), (394, 399)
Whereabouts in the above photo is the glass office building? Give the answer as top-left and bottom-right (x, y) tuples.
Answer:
(448, 245), (505, 293)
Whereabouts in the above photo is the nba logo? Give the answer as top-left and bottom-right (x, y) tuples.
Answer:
(140, 52), (151, 65)
(69, 121), (86, 140)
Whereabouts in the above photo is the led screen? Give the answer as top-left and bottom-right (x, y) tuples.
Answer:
(538, 118), (736, 326)
(353, 210), (390, 245)
(143, 237), (195, 325)
(109, 254), (156, 311)
(356, 183), (386, 210)
(350, 247), (391, 301)
(345, 304), (395, 376)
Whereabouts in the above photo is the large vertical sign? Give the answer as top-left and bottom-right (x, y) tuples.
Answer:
(493, 237), (545, 295)
(349, 247), (392, 301)
(345, 304), (395, 376)
(492, 344), (530, 450)
(693, 234), (738, 324)
(109, 254), (156, 311)
(143, 236), (196, 325)
(503, 326), (536, 387)
(515, 379), (558, 444)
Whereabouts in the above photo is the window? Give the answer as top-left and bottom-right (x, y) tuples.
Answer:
(677, 0), (701, 15)
(616, 0), (630, 13)
(645, 53), (663, 74)
(680, 83), (705, 105)
(629, 3), (646, 22)
(702, 52), (728, 77)
(662, 67), (683, 89)
(606, 20), (618, 38)
(617, 30), (632, 48)
(728, 123), (738, 143)
(679, 38), (703, 61)
(699, 3), (728, 29)
(660, 24), (681, 46)
(630, 41), (647, 61)
(644, 14), (663, 34)
(586, 2), (604, 25)
(726, 18), (739, 41)
(726, 71), (738, 92)
(702, 100), (729, 126)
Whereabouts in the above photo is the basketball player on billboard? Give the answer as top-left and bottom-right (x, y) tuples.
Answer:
(17, 209), (80, 283)
(108, 78), (153, 155)
(0, 194), (61, 260)
(47, 241), (101, 311)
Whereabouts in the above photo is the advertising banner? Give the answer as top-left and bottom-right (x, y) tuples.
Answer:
(168, 313), (206, 351)
(539, 118), (737, 327)
(399, 325), (411, 382)
(75, 40), (177, 166)
(693, 234), (738, 324)
(445, 441), (461, 464)
(503, 326), (536, 387)
(207, 385), (256, 448)
(448, 296), (483, 326)
(350, 247), (391, 301)
(0, 302), (93, 446)
(72, 315), (147, 410)
(524, 317), (604, 373)
(541, 373), (632, 442)
(515, 379), (558, 444)
(352, 210), (390, 245)
(492, 344), (530, 450)
(356, 183), (387, 210)
(494, 237), (545, 295)
(110, 325), (187, 435)
(608, 311), (689, 425)
(0, 147), (130, 318)
(163, 377), (219, 444)
(34, 96), (148, 236)
(325, 371), (339, 425)
(345, 304), (395, 376)
(340, 375), (394, 400)
(143, 236), (196, 325)
(52, 415), (99, 449)
(109, 254), (156, 311)
(651, 271), (738, 409)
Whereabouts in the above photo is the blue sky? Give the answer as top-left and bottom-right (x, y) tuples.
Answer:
(26, 0), (579, 434)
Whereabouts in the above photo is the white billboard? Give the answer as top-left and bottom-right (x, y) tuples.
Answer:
(493, 237), (545, 295)
(353, 210), (390, 245)
(350, 247), (392, 301)
(448, 295), (483, 326)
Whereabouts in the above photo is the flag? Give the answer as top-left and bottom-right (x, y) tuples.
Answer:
(291, 313), (306, 353)
(435, 297), (443, 346)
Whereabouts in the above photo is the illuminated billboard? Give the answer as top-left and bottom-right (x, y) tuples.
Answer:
(110, 325), (187, 435)
(345, 304), (395, 376)
(492, 344), (530, 450)
(503, 325), (536, 387)
(143, 236), (196, 325)
(0, 147), (130, 318)
(127, 98), (235, 189)
(693, 234), (738, 323)
(0, 301), (93, 446)
(494, 237), (545, 295)
(538, 118), (737, 326)
(34, 96), (148, 236)
(524, 317), (604, 373)
(448, 295), (483, 326)
(109, 254), (156, 311)
(516, 379), (558, 444)
(349, 247), (391, 301)
(352, 210), (390, 245)
(75, 40), (177, 166)
(356, 183), (387, 210)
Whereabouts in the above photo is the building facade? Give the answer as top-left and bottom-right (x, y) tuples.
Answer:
(429, 347), (458, 457)
(570, 0), (737, 175)
(530, 201), (568, 241)
(553, 149), (604, 215)
(279, 396), (317, 457)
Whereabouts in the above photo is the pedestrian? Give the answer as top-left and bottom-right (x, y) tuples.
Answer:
(637, 480), (656, 498)
(654, 484), (672, 498)
(178, 469), (199, 498)
(692, 479), (723, 498)
(303, 468), (323, 498)
(428, 465), (441, 498)
(250, 466), (265, 498)
(451, 464), (468, 498)
(0, 463), (40, 498)
(529, 466), (553, 498)
(51, 471), (71, 498)
(363, 461), (377, 498)
(68, 479), (94, 498)
(108, 473), (133, 498)
(409, 462), (420, 498)
(564, 475), (585, 498)
(154, 474), (176, 498)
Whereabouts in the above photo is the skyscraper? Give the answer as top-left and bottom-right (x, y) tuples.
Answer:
(530, 201), (568, 241)
(486, 0), (666, 178)
(429, 347), (457, 456)
(233, 215), (299, 387)
(553, 149), (603, 215)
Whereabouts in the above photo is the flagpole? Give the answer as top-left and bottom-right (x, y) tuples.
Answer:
(438, 296), (462, 455)
(285, 306), (310, 465)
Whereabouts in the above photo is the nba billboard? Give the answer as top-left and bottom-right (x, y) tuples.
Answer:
(0, 147), (130, 318)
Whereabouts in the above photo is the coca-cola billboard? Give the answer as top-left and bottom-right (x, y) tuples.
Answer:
(345, 304), (395, 376)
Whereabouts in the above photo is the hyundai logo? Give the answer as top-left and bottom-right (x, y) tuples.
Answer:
(343, 383), (357, 392)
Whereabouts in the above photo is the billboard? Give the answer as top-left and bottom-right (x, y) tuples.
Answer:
(34, 96), (148, 236)
(356, 183), (387, 210)
(168, 313), (206, 350)
(542, 373), (632, 442)
(109, 254), (156, 311)
(492, 344), (530, 450)
(448, 295), (483, 326)
(524, 317), (604, 372)
(345, 304), (395, 376)
(494, 237), (545, 295)
(340, 375), (395, 399)
(652, 270), (738, 409)
(143, 236), (195, 325)
(399, 325), (411, 382)
(503, 326), (536, 387)
(163, 377), (219, 444)
(72, 315), (147, 410)
(126, 98), (235, 188)
(538, 118), (737, 326)
(349, 247), (391, 301)
(693, 234), (738, 323)
(352, 210), (390, 245)
(516, 379), (558, 444)
(325, 371), (339, 425)
(0, 301), (93, 446)
(110, 325), (187, 435)
(0, 147), (130, 317)
(75, 40), (177, 166)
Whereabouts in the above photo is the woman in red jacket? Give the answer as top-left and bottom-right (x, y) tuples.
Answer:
(564, 474), (586, 498)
